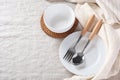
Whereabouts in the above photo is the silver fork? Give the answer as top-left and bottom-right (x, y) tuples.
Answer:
(63, 15), (95, 62)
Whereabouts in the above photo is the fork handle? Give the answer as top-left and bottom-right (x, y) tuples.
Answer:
(81, 15), (95, 36)
(89, 19), (103, 40)
(73, 15), (95, 48)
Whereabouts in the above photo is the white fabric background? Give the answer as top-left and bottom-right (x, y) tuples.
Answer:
(0, 0), (119, 80)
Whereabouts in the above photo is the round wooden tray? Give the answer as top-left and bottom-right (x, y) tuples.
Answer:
(40, 15), (78, 38)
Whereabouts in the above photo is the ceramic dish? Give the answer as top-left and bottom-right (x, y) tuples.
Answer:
(59, 31), (106, 78)
(43, 4), (75, 33)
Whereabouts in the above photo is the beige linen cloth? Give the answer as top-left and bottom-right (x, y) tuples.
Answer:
(65, 0), (96, 3)
(64, 1), (120, 80)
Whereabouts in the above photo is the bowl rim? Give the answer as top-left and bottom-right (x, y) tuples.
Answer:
(43, 4), (75, 33)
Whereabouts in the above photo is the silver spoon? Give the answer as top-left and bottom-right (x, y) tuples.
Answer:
(72, 19), (103, 65)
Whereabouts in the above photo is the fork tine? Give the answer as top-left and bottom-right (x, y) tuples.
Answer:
(63, 50), (70, 59)
(64, 49), (71, 59)
(68, 52), (74, 62)
(67, 52), (73, 61)
(65, 53), (71, 60)
(68, 53), (73, 62)
(70, 54), (74, 61)
(66, 52), (72, 61)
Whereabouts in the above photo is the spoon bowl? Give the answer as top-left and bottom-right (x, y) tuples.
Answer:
(72, 53), (85, 65)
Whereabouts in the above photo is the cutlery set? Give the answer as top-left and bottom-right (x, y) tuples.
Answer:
(63, 15), (103, 66)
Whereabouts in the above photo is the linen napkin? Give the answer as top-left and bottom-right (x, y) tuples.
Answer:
(65, 0), (95, 3)
(96, 0), (120, 25)
(64, 3), (120, 80)
(66, 0), (120, 25)
(47, 0), (96, 3)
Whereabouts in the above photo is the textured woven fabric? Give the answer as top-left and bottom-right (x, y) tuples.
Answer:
(0, 0), (73, 80)
(0, 0), (120, 80)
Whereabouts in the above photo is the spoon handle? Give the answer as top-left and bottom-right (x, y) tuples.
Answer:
(81, 15), (95, 36)
(89, 19), (103, 40)
(73, 15), (95, 48)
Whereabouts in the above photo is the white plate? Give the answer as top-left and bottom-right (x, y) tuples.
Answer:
(59, 31), (106, 78)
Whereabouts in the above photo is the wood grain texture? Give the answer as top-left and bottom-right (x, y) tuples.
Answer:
(81, 15), (95, 36)
(89, 19), (102, 40)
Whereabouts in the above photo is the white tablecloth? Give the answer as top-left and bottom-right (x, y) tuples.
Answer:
(0, 0), (119, 80)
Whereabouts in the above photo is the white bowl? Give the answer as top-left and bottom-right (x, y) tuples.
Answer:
(43, 4), (75, 33)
